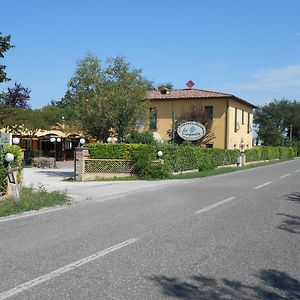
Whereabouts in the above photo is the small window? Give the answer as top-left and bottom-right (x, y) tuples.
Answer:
(247, 112), (251, 133)
(204, 106), (213, 119)
(242, 110), (244, 125)
(149, 107), (157, 129)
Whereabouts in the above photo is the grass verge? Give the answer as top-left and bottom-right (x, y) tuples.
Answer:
(0, 187), (69, 217)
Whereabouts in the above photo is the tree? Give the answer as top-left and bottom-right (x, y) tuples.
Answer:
(254, 99), (300, 146)
(0, 32), (14, 83)
(1, 82), (31, 108)
(168, 105), (215, 146)
(61, 53), (150, 141)
(0, 104), (24, 133)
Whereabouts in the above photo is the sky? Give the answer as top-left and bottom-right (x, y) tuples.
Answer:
(1, 0), (300, 109)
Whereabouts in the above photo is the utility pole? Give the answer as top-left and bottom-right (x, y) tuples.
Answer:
(290, 123), (293, 141)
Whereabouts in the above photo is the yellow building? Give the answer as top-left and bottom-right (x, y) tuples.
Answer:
(147, 88), (257, 149)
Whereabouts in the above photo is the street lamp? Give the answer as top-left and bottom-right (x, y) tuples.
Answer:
(107, 128), (118, 143)
(239, 139), (245, 166)
(107, 136), (118, 143)
(12, 137), (20, 145)
(50, 137), (61, 167)
(5, 152), (14, 165)
(79, 138), (86, 147)
(157, 150), (163, 160)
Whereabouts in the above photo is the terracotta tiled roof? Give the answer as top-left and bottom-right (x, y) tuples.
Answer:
(146, 89), (257, 108)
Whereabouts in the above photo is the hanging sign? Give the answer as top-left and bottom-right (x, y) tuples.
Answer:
(0, 133), (12, 145)
(177, 121), (206, 141)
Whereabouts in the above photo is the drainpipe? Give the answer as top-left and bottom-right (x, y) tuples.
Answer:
(225, 99), (229, 149)
(172, 100), (176, 145)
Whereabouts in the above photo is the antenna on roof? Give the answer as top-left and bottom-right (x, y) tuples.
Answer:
(186, 80), (195, 89)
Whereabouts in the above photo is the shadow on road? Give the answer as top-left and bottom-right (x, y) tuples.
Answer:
(34, 170), (74, 179)
(149, 269), (300, 299)
(277, 192), (300, 234)
(277, 214), (300, 234)
(283, 192), (300, 203)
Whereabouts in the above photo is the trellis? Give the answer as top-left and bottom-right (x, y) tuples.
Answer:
(84, 159), (135, 174)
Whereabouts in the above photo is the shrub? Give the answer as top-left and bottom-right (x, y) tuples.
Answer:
(0, 166), (7, 197)
(85, 143), (295, 179)
(124, 131), (155, 144)
(291, 141), (299, 157)
(0, 145), (23, 197)
(130, 144), (170, 179)
(87, 143), (148, 160)
(160, 145), (198, 172)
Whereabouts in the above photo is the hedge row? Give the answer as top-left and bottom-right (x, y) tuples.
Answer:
(0, 145), (23, 197)
(86, 144), (296, 179)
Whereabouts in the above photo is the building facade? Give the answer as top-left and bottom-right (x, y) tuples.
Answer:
(147, 88), (257, 149)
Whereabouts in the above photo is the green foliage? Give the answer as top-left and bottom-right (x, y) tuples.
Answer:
(87, 143), (169, 179)
(86, 143), (295, 179)
(2, 145), (23, 169)
(124, 131), (155, 144)
(0, 105), (58, 135)
(60, 54), (150, 141)
(87, 143), (148, 159)
(245, 146), (295, 161)
(290, 140), (300, 156)
(1, 82), (30, 108)
(0, 32), (15, 83)
(0, 145), (23, 196)
(0, 187), (68, 217)
(159, 145), (239, 172)
(130, 144), (170, 179)
(0, 165), (7, 197)
(254, 99), (300, 145)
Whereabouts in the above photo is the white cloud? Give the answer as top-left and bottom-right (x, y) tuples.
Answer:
(235, 64), (300, 91)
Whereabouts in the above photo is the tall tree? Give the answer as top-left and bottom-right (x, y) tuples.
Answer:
(62, 54), (150, 140)
(254, 99), (300, 145)
(0, 32), (14, 83)
(0, 104), (23, 133)
(1, 82), (31, 108)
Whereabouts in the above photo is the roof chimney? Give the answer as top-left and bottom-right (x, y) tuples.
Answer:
(159, 87), (171, 94)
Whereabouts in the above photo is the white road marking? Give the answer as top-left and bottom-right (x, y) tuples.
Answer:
(0, 238), (137, 300)
(0, 206), (67, 223)
(195, 196), (236, 214)
(280, 173), (290, 179)
(253, 181), (272, 190)
(295, 169), (300, 173)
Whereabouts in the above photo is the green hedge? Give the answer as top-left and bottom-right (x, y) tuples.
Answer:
(86, 144), (295, 179)
(291, 140), (300, 156)
(245, 146), (295, 162)
(87, 143), (149, 160)
(0, 145), (23, 197)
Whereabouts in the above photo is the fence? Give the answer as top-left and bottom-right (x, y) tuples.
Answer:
(74, 148), (135, 181)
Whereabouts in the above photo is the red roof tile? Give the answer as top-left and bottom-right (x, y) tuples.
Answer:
(146, 89), (257, 108)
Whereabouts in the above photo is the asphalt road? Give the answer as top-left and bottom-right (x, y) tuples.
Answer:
(0, 159), (299, 299)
